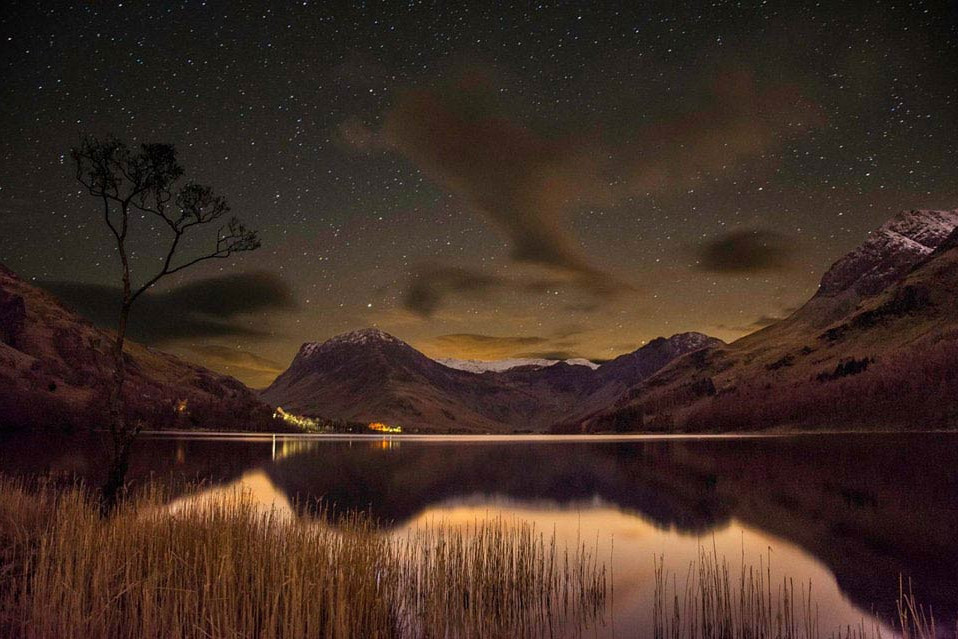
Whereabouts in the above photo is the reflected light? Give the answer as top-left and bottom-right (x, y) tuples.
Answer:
(395, 499), (894, 638)
(372, 438), (400, 451)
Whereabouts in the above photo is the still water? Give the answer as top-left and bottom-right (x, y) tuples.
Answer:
(2, 431), (956, 636)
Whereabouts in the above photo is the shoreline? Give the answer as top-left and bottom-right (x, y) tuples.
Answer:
(134, 428), (958, 443)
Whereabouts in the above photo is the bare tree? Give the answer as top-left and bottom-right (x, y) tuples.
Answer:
(72, 135), (260, 510)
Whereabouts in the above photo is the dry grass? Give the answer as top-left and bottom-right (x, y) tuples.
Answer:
(2, 477), (953, 639)
(653, 545), (951, 639)
(0, 478), (607, 639)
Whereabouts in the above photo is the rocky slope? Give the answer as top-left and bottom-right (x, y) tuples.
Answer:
(573, 208), (958, 432)
(261, 329), (718, 432)
(798, 208), (958, 326)
(0, 264), (275, 433)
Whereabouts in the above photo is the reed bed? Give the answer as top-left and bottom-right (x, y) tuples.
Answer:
(0, 478), (607, 639)
(652, 545), (949, 639)
(396, 519), (607, 638)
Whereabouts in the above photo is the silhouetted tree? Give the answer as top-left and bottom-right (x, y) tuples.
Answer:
(72, 135), (260, 510)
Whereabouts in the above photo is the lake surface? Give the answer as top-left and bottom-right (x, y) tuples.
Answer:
(2, 431), (956, 636)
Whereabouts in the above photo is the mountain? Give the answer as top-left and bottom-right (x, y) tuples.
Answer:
(435, 357), (599, 373)
(0, 264), (275, 433)
(261, 328), (717, 432)
(798, 208), (958, 326)
(596, 332), (721, 381)
(262, 328), (517, 432)
(10, 206), (954, 435)
(573, 208), (958, 433)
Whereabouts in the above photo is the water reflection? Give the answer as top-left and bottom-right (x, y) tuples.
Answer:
(1, 432), (956, 630)
(158, 471), (891, 638)
(398, 501), (892, 637)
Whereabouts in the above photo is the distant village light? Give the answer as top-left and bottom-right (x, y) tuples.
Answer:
(368, 422), (402, 434)
(273, 406), (321, 430)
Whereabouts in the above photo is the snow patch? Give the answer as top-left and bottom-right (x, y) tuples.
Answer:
(298, 328), (405, 358)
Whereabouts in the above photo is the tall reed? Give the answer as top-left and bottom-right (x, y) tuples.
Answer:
(0, 478), (607, 639)
(652, 545), (949, 639)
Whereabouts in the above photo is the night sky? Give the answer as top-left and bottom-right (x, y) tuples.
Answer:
(2, 1), (957, 387)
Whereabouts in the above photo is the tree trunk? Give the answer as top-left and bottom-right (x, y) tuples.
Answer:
(100, 297), (131, 514)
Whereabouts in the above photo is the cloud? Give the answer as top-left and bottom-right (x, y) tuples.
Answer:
(401, 261), (611, 319)
(346, 68), (820, 309)
(380, 84), (613, 287)
(612, 70), (824, 195)
(42, 271), (297, 343)
(403, 263), (508, 317)
(695, 229), (796, 273)
(419, 330), (592, 361)
(185, 344), (285, 389)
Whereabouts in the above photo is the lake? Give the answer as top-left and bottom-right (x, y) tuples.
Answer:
(2, 431), (956, 636)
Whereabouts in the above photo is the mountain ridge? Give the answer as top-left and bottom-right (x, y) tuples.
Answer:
(435, 356), (600, 373)
(570, 207), (958, 433)
(261, 329), (719, 432)
(4, 206), (956, 434)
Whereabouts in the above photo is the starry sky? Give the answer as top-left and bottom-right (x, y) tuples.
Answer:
(2, 1), (957, 387)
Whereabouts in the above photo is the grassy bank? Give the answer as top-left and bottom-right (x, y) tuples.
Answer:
(0, 479), (607, 639)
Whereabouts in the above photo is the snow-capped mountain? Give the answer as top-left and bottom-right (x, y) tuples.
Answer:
(297, 332), (602, 375)
(262, 328), (718, 432)
(298, 328), (406, 357)
(817, 209), (958, 299)
(572, 206), (958, 434)
(436, 357), (599, 373)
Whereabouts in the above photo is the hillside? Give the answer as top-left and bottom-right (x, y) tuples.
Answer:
(0, 264), (275, 433)
(573, 209), (958, 432)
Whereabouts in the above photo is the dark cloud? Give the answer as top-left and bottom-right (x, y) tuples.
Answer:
(420, 330), (592, 361)
(695, 229), (796, 273)
(381, 82), (614, 290)
(402, 261), (614, 319)
(352, 69), (819, 303)
(403, 263), (507, 317)
(42, 271), (297, 343)
(186, 344), (285, 389)
(612, 70), (824, 195)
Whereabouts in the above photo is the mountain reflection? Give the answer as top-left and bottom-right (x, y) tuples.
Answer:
(1, 432), (955, 625)
(262, 434), (958, 624)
